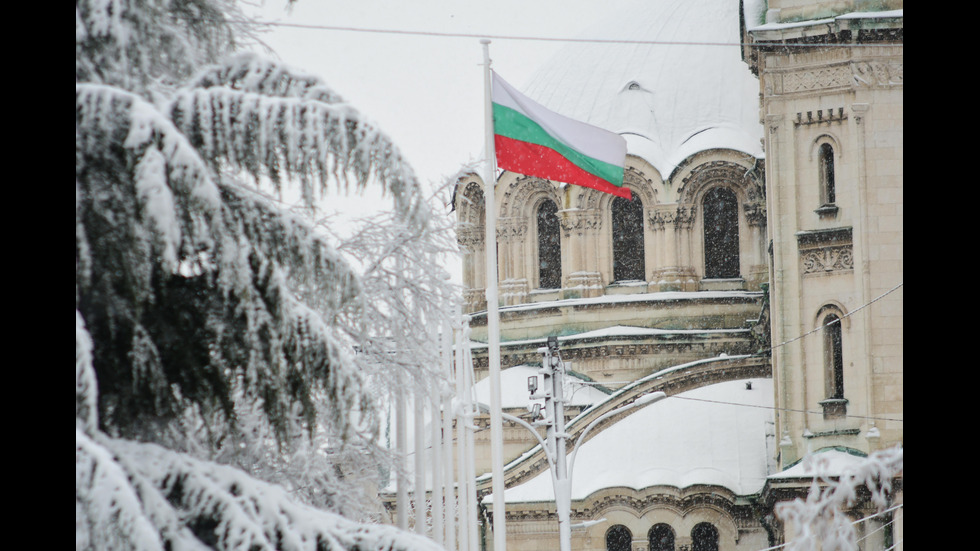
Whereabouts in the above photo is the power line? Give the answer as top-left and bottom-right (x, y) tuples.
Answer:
(234, 18), (903, 49)
(768, 282), (904, 355)
(670, 394), (902, 423)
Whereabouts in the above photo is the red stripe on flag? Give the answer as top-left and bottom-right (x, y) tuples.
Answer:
(495, 135), (631, 200)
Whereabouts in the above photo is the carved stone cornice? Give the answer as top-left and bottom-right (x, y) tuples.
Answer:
(793, 107), (847, 127)
(761, 47), (902, 97)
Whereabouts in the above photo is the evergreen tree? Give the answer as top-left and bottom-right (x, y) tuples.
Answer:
(76, 1), (450, 548)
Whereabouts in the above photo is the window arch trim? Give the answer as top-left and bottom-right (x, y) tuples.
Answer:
(535, 198), (562, 289)
(702, 185), (740, 280)
(816, 304), (848, 418)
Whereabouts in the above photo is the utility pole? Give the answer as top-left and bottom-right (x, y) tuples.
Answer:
(531, 336), (572, 551)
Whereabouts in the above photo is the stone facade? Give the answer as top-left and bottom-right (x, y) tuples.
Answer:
(444, 2), (903, 550)
(458, 149), (769, 313)
(744, 1), (904, 547)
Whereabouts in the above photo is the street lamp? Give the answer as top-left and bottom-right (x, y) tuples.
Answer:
(498, 339), (667, 551)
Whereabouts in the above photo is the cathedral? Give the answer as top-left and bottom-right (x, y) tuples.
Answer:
(454, 1), (903, 550)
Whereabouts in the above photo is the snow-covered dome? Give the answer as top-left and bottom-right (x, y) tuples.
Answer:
(495, 378), (774, 502)
(522, 0), (764, 178)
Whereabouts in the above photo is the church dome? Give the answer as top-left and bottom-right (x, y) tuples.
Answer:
(522, 0), (764, 179)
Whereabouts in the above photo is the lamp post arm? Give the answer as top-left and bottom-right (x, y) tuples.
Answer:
(567, 392), (667, 483)
(500, 411), (558, 485)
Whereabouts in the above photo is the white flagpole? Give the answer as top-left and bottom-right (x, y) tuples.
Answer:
(480, 38), (507, 551)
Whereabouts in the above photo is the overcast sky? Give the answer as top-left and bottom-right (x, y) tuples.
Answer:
(245, 1), (626, 205)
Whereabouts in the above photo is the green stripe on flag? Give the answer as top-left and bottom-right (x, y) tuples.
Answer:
(493, 103), (624, 187)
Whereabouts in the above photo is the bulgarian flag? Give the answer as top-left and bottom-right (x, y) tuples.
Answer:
(491, 71), (630, 199)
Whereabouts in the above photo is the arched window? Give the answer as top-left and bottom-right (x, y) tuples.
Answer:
(612, 191), (645, 281)
(823, 313), (844, 399)
(819, 143), (836, 206)
(649, 524), (675, 551)
(703, 187), (740, 279)
(606, 524), (632, 551)
(537, 200), (561, 289)
(691, 522), (719, 551)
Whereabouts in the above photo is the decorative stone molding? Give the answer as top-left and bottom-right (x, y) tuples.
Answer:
(464, 288), (486, 312)
(496, 217), (527, 243)
(562, 271), (603, 298)
(456, 225), (484, 249)
(623, 165), (658, 207)
(559, 209), (601, 238)
(852, 59), (903, 88)
(678, 160), (764, 206)
(456, 180), (485, 225)
(794, 107), (847, 127)
(651, 205), (697, 230)
(743, 202), (767, 228)
(769, 63), (852, 96)
(499, 175), (561, 218)
(796, 227), (853, 276)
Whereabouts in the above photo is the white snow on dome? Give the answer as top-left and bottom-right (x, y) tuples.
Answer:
(522, 0), (763, 178)
(495, 378), (774, 502)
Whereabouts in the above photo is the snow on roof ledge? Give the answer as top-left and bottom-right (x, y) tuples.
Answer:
(768, 448), (868, 480)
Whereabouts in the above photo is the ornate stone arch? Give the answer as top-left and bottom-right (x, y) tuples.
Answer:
(814, 301), (850, 331)
(677, 158), (763, 208)
(498, 175), (561, 219)
(674, 155), (767, 287)
(456, 178), (486, 228)
(455, 177), (487, 311)
(809, 132), (844, 162)
(815, 302), (849, 409)
(811, 134), (842, 210)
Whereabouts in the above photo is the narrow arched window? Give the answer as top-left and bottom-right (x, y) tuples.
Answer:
(537, 200), (561, 289)
(606, 525), (632, 551)
(819, 143), (836, 206)
(612, 191), (645, 281)
(691, 523), (719, 551)
(703, 187), (740, 279)
(649, 524), (675, 551)
(824, 313), (844, 399)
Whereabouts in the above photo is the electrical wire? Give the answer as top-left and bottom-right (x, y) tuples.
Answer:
(229, 17), (903, 49)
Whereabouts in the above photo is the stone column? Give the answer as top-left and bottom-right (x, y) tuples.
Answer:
(652, 205), (698, 291)
(458, 225), (486, 312)
(496, 217), (528, 305)
(744, 201), (769, 290)
(560, 208), (603, 298)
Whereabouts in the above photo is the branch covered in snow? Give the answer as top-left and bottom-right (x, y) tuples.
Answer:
(171, 53), (427, 226)
(775, 446), (903, 551)
(77, 0), (456, 547)
(76, 82), (368, 443)
(77, 430), (445, 551)
(76, 0), (249, 94)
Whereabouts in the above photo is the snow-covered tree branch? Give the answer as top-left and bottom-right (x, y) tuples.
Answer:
(775, 446), (904, 551)
(76, 0), (458, 548)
